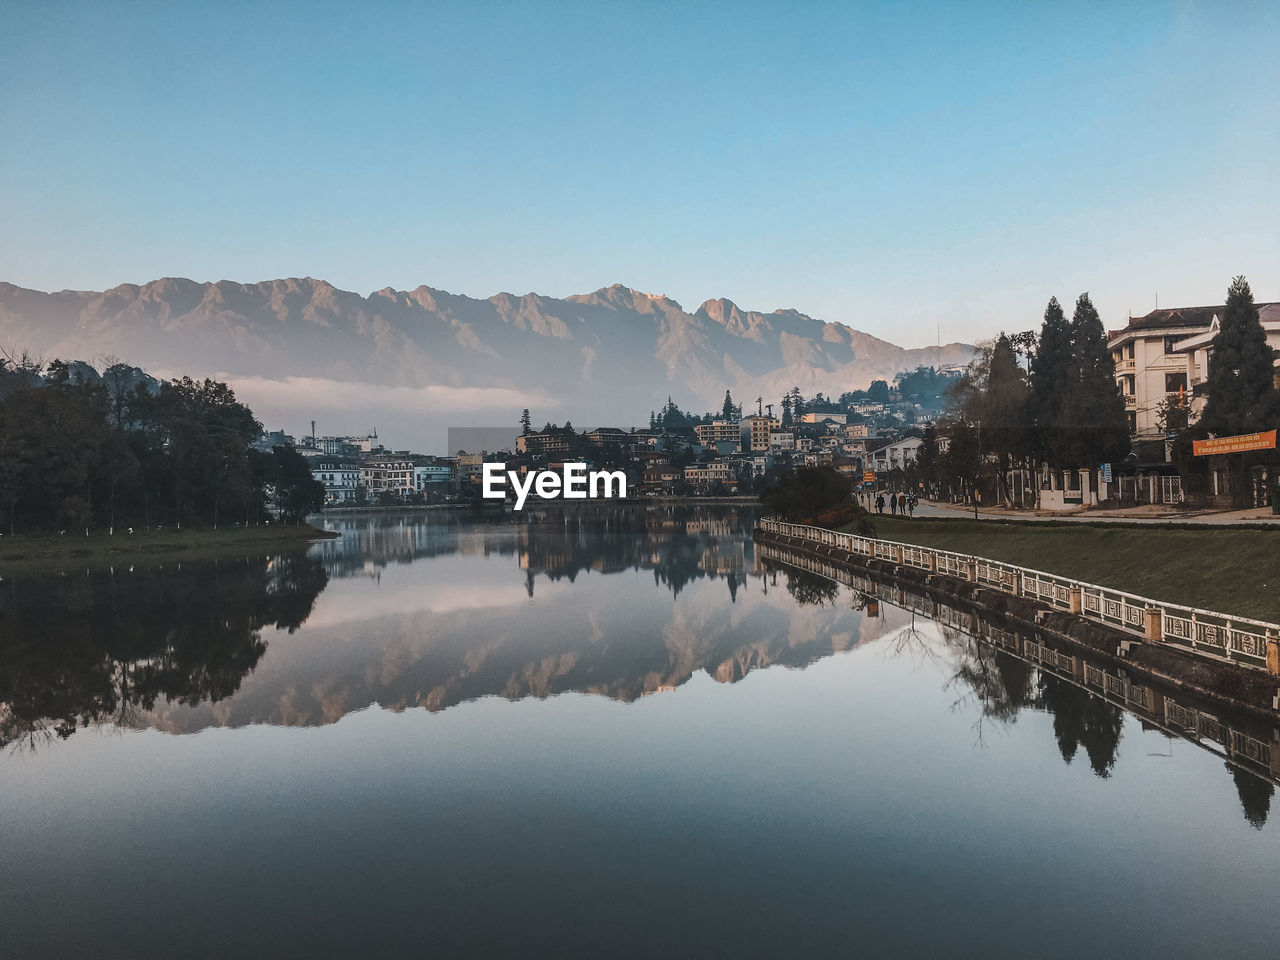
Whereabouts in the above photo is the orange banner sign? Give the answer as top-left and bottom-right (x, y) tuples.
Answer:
(1192, 430), (1277, 456)
(863, 471), (876, 483)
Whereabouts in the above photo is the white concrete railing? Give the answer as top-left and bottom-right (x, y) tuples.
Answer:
(757, 517), (1279, 673)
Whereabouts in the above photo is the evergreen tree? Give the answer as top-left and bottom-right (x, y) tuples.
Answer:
(790, 387), (804, 416)
(1027, 296), (1072, 466)
(721, 390), (735, 421)
(916, 424), (941, 493)
(979, 333), (1029, 505)
(520, 408), (532, 435)
(781, 395), (792, 427)
(941, 420), (980, 502)
(1201, 276), (1275, 437)
(1065, 293), (1129, 494)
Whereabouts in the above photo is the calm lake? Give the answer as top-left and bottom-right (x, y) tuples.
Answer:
(2, 506), (1277, 958)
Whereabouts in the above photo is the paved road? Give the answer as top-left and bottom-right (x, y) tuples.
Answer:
(890, 499), (1280, 526)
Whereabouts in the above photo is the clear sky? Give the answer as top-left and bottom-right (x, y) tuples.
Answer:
(3, 0), (1278, 346)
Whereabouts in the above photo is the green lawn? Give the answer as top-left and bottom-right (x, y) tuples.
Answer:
(843, 516), (1280, 623)
(0, 523), (336, 572)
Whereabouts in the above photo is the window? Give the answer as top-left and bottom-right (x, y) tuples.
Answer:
(1126, 342), (1135, 359)
(1127, 412), (1136, 432)
(1164, 336), (1180, 354)
(1165, 372), (1187, 394)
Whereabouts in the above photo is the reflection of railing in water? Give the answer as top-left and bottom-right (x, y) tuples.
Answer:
(758, 540), (1280, 785)
(757, 518), (1280, 673)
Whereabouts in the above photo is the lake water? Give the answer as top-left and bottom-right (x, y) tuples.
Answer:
(2, 506), (1278, 958)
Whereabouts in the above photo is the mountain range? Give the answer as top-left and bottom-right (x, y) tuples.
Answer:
(0, 277), (975, 449)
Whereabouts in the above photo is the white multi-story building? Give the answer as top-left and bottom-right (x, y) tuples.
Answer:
(870, 437), (922, 472)
(310, 459), (361, 504)
(1108, 302), (1280, 443)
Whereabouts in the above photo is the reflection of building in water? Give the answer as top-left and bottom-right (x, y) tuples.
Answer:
(698, 540), (746, 575)
(310, 506), (763, 603)
(684, 519), (737, 538)
(758, 540), (1280, 820)
(510, 506), (761, 600)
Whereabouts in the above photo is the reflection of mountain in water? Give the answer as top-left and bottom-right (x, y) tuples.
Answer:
(0, 553), (328, 751)
(147, 523), (876, 732)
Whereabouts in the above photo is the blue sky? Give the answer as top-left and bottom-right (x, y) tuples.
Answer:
(3, 0), (1278, 346)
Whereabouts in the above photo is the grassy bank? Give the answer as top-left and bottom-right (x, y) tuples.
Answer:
(844, 516), (1279, 622)
(0, 523), (337, 573)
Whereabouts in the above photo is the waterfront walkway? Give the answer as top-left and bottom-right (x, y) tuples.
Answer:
(902, 500), (1280, 525)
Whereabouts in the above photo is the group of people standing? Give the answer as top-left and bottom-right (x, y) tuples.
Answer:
(872, 491), (917, 516)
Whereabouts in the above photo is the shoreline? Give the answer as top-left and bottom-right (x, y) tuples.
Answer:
(0, 523), (338, 573)
(755, 527), (1280, 722)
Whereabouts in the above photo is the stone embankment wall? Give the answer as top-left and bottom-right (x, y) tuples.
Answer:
(754, 527), (1280, 720)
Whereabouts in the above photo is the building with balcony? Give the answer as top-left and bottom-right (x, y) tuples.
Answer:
(310, 458), (361, 503)
(360, 458), (417, 496)
(516, 429), (572, 457)
(693, 420), (742, 448)
(869, 436), (922, 472)
(1108, 302), (1280, 442)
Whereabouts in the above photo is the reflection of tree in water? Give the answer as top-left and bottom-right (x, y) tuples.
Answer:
(783, 569), (839, 607)
(0, 552), (328, 752)
(942, 625), (1123, 771)
(942, 629), (1035, 743)
(1231, 766), (1274, 830)
(1034, 673), (1124, 778)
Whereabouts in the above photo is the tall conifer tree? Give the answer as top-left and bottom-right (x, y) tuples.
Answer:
(980, 333), (1029, 504)
(1201, 276), (1274, 437)
(1028, 297), (1072, 466)
(1066, 293), (1129, 493)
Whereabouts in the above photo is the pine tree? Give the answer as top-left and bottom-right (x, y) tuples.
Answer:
(1201, 276), (1275, 437)
(1027, 297), (1072, 466)
(917, 424), (941, 492)
(781, 395), (792, 427)
(979, 333), (1029, 505)
(519, 408), (532, 435)
(1065, 293), (1129, 495)
(722, 390), (735, 421)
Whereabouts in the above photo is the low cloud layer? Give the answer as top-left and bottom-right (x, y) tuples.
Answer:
(206, 374), (562, 453)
